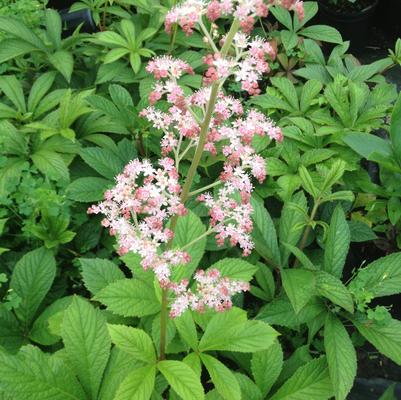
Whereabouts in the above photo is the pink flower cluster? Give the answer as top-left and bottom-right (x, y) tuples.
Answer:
(169, 268), (250, 317)
(166, 0), (304, 36)
(88, 158), (189, 287)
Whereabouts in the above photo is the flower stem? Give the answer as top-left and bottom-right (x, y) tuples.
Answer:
(158, 19), (240, 362)
(188, 180), (222, 197)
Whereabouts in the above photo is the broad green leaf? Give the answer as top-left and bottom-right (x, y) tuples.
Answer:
(209, 258), (257, 281)
(0, 75), (26, 112)
(316, 271), (354, 313)
(348, 221), (377, 242)
(279, 192), (308, 264)
(80, 258), (124, 295)
(80, 147), (124, 180)
(45, 9), (62, 49)
(115, 365), (156, 400)
(99, 348), (142, 400)
(0, 305), (25, 353)
(10, 248), (56, 325)
(282, 243), (316, 270)
(199, 309), (278, 353)
(158, 360), (204, 400)
(298, 165), (319, 198)
(171, 210), (206, 281)
(200, 354), (240, 400)
(108, 325), (156, 363)
(270, 357), (333, 400)
(0, 345), (86, 400)
(0, 39), (38, 64)
(67, 177), (110, 202)
(300, 80), (323, 113)
(48, 50), (74, 83)
(270, 5), (292, 29)
(31, 150), (69, 181)
(300, 25), (343, 44)
(321, 160), (346, 192)
(174, 311), (198, 350)
(94, 279), (161, 317)
(27, 72), (56, 113)
(251, 196), (281, 265)
(324, 314), (356, 400)
(62, 297), (111, 399)
(349, 253), (401, 298)
(104, 48), (130, 64)
(281, 269), (316, 314)
(251, 341), (283, 396)
(353, 316), (401, 366)
(323, 205), (350, 278)
(109, 84), (134, 108)
(183, 352), (202, 377)
(388, 197), (401, 225)
(30, 296), (73, 346)
(97, 31), (128, 47)
(235, 373), (263, 400)
(250, 93), (293, 111)
(271, 77), (299, 111)
(0, 17), (46, 50)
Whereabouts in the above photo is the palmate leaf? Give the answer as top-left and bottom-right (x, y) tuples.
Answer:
(324, 314), (356, 400)
(62, 296), (111, 399)
(158, 360), (204, 400)
(0, 345), (86, 400)
(10, 247), (56, 325)
(270, 357), (333, 400)
(200, 354), (241, 400)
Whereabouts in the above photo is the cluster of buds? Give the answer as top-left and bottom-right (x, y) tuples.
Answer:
(90, 0), (300, 316)
(169, 269), (250, 317)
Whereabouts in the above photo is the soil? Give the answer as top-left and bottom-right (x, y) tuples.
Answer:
(319, 0), (377, 14)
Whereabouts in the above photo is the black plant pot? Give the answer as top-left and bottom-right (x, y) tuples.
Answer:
(59, 9), (97, 36)
(376, 0), (401, 37)
(318, 0), (379, 49)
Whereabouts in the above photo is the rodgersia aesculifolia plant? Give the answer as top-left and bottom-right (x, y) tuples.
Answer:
(89, 0), (304, 359)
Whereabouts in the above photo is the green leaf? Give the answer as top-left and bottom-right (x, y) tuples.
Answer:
(48, 50), (74, 82)
(300, 80), (323, 113)
(282, 243), (316, 270)
(62, 296), (111, 399)
(27, 72), (57, 113)
(271, 77), (299, 111)
(171, 210), (206, 281)
(323, 205), (350, 278)
(353, 316), (401, 366)
(45, 9), (62, 49)
(281, 269), (316, 314)
(200, 354), (240, 400)
(235, 373), (263, 400)
(199, 308), (278, 353)
(31, 150), (69, 181)
(324, 314), (356, 400)
(158, 360), (204, 400)
(0, 75), (26, 113)
(115, 365), (156, 400)
(104, 48), (130, 64)
(379, 384), (397, 400)
(300, 25), (343, 44)
(0, 16), (46, 50)
(321, 160), (346, 192)
(298, 166), (319, 198)
(279, 192), (308, 264)
(348, 221), (377, 242)
(0, 345), (86, 400)
(80, 147), (124, 180)
(0, 39), (38, 64)
(251, 196), (281, 265)
(10, 248), (56, 325)
(67, 177), (110, 202)
(94, 279), (161, 317)
(390, 92), (401, 165)
(343, 133), (393, 162)
(270, 357), (333, 400)
(174, 311), (198, 351)
(270, 5), (292, 29)
(80, 258), (124, 295)
(108, 325), (156, 363)
(209, 258), (257, 281)
(0, 305), (25, 353)
(251, 341), (283, 396)
(388, 197), (401, 225)
(350, 253), (401, 298)
(30, 296), (73, 346)
(316, 271), (354, 313)
(97, 31), (128, 47)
